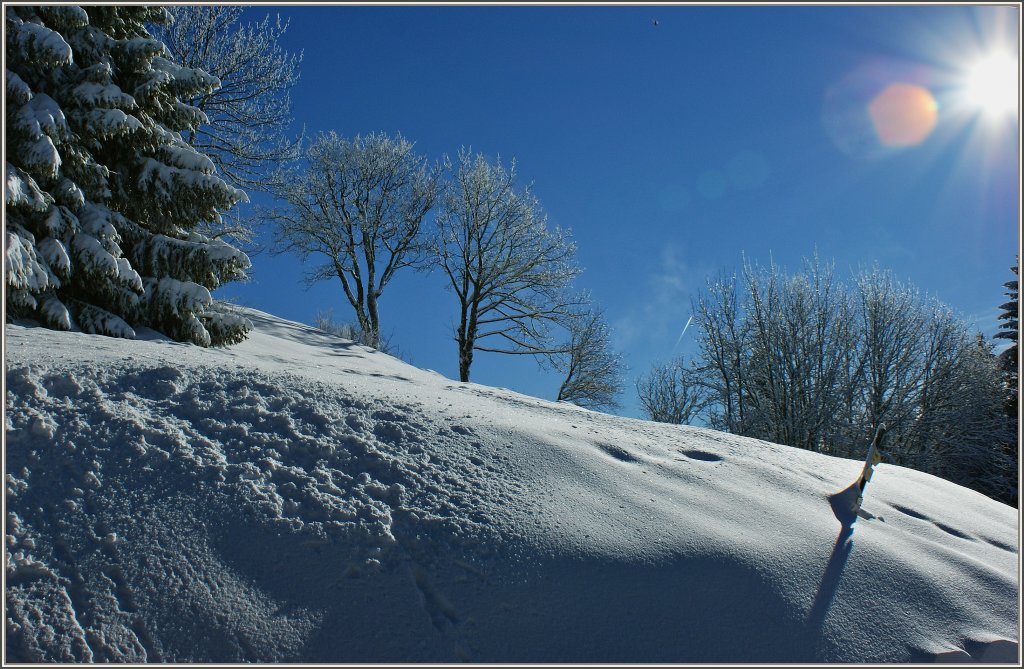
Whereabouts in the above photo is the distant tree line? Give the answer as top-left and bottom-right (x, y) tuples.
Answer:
(637, 255), (1018, 505)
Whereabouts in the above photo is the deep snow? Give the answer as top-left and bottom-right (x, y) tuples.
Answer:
(3, 308), (1020, 663)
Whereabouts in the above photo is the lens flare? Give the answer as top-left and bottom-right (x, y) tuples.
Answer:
(867, 83), (939, 147)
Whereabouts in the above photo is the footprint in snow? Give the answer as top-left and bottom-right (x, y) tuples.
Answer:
(679, 449), (723, 463)
(596, 443), (639, 463)
(889, 503), (929, 521)
(891, 504), (974, 541)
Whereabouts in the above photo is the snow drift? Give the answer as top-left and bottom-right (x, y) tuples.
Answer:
(4, 309), (1019, 662)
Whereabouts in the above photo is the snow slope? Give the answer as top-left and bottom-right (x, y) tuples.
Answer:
(4, 308), (1020, 663)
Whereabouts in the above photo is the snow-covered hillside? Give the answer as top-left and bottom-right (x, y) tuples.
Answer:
(4, 309), (1019, 663)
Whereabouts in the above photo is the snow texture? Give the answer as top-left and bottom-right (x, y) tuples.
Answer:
(6, 18), (72, 67)
(5, 164), (51, 212)
(3, 309), (1020, 663)
(5, 232), (49, 294)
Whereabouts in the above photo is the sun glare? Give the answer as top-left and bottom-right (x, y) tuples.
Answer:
(962, 51), (1019, 119)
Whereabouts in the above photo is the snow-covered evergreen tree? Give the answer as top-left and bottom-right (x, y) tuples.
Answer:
(994, 261), (1018, 422)
(5, 5), (252, 346)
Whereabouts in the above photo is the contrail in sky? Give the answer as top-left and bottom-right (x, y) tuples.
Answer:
(671, 314), (693, 354)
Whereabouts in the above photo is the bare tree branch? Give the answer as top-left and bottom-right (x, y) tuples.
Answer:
(547, 305), (626, 411)
(264, 132), (440, 348)
(637, 358), (710, 425)
(434, 148), (582, 382)
(153, 6), (304, 250)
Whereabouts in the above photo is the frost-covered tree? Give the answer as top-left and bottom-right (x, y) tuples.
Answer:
(436, 149), (583, 382)
(548, 306), (625, 411)
(678, 255), (1016, 501)
(916, 333), (1016, 505)
(741, 256), (857, 452)
(151, 6), (302, 246)
(692, 272), (749, 433)
(851, 270), (930, 457)
(5, 5), (252, 346)
(687, 257), (856, 451)
(637, 358), (709, 425)
(266, 132), (440, 348)
(848, 270), (1009, 476)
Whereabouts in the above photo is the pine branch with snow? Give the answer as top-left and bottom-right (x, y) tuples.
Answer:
(4, 5), (251, 346)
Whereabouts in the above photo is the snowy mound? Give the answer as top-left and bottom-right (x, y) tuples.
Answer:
(4, 309), (1019, 663)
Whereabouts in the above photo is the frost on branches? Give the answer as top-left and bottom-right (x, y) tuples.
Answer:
(4, 5), (252, 346)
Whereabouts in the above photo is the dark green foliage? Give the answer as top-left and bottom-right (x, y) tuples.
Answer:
(994, 262), (1018, 420)
(5, 5), (251, 346)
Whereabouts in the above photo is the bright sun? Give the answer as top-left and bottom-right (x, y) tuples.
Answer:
(962, 51), (1019, 119)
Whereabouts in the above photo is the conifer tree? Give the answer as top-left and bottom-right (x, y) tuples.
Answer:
(994, 261), (1018, 421)
(5, 5), (252, 346)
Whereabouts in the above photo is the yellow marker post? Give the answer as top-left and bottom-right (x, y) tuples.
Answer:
(852, 423), (887, 514)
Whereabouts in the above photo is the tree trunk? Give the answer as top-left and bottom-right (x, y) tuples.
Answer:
(459, 342), (473, 383)
(366, 291), (381, 349)
(458, 299), (479, 382)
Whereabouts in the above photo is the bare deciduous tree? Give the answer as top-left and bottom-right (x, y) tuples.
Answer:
(548, 306), (625, 411)
(674, 254), (1015, 502)
(636, 358), (709, 425)
(855, 273), (1012, 486)
(154, 6), (303, 247)
(435, 149), (582, 382)
(266, 132), (440, 348)
(741, 255), (857, 452)
(693, 272), (749, 433)
(852, 269), (928, 455)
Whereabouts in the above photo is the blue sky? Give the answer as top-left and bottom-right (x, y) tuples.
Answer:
(219, 3), (1020, 418)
